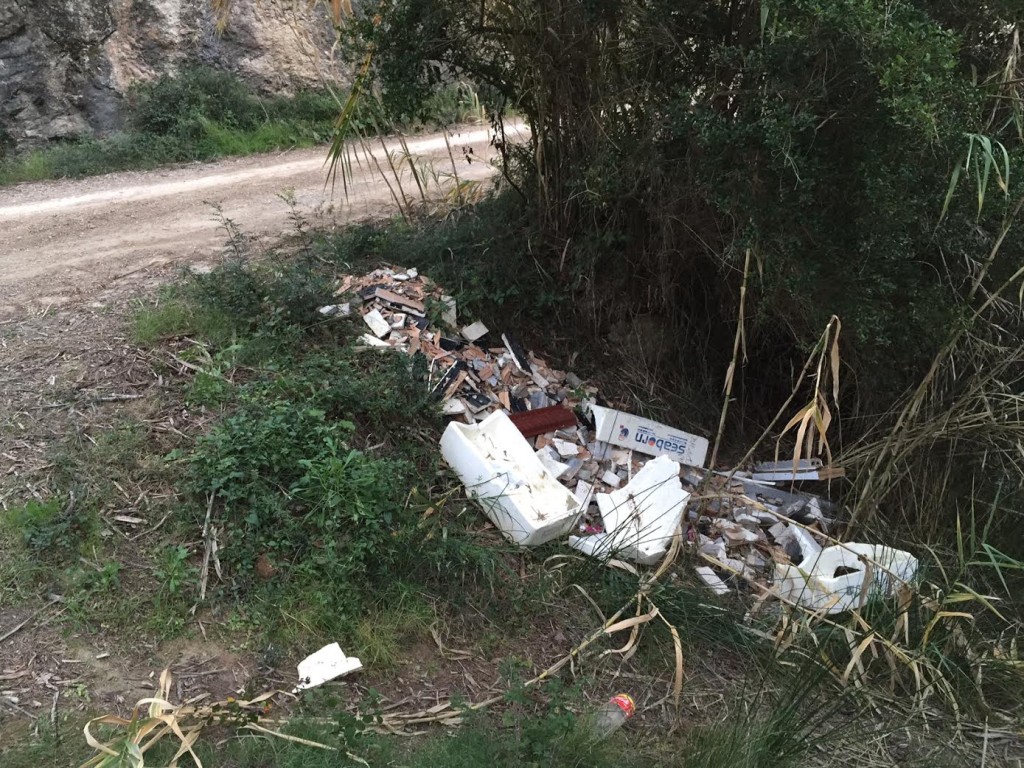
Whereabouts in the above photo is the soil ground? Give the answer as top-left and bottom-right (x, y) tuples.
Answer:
(0, 125), (513, 316)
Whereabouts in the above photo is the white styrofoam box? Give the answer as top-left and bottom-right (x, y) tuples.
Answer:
(440, 410), (582, 546)
(569, 455), (689, 565)
(774, 543), (919, 614)
(589, 405), (709, 467)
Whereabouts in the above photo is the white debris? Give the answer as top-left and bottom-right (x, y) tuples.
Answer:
(440, 295), (457, 327)
(717, 520), (761, 545)
(295, 643), (362, 692)
(573, 480), (595, 508)
(589, 404), (709, 467)
(600, 470), (622, 488)
(536, 447), (571, 479)
(440, 411), (582, 546)
(775, 524), (823, 563)
(569, 456), (689, 565)
(358, 333), (392, 348)
(553, 439), (580, 459)
(695, 567), (730, 596)
(461, 321), (489, 342)
(363, 309), (391, 338)
(442, 399), (467, 415)
(775, 544), (919, 615)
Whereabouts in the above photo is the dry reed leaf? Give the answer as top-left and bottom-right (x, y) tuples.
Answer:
(841, 632), (875, 685)
(661, 616), (685, 709)
(921, 611), (975, 647)
(604, 607), (659, 637)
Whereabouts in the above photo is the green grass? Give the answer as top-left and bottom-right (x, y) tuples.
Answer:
(0, 122), (329, 186)
(351, 586), (434, 668)
(132, 292), (234, 346)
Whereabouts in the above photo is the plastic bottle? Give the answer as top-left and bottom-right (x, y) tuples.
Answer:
(588, 693), (635, 740)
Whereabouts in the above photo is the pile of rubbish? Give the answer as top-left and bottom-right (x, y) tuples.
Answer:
(322, 267), (918, 615)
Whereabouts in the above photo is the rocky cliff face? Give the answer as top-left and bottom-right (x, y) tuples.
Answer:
(0, 0), (335, 149)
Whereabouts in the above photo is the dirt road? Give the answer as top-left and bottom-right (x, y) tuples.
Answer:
(0, 126), (512, 316)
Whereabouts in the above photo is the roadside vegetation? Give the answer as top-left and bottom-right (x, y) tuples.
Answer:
(2, 0), (1024, 765)
(0, 67), (482, 186)
(2, 207), (1020, 765)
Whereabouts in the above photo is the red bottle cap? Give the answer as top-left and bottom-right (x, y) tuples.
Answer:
(609, 693), (635, 718)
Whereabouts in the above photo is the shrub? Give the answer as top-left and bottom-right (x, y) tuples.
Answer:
(129, 67), (266, 137)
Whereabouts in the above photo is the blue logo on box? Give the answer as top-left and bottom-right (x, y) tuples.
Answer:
(618, 426), (630, 440)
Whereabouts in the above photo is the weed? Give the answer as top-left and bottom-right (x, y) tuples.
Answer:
(4, 494), (95, 556)
(185, 254), (336, 334)
(156, 544), (195, 597)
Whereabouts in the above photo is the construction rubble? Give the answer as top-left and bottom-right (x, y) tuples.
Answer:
(322, 267), (918, 614)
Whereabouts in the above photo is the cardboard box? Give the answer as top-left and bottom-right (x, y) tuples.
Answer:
(589, 405), (709, 467)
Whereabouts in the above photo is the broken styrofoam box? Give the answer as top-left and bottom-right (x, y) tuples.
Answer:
(775, 524), (822, 564)
(589, 405), (709, 468)
(295, 643), (362, 692)
(568, 455), (689, 565)
(774, 544), (919, 615)
(440, 410), (582, 546)
(535, 447), (570, 479)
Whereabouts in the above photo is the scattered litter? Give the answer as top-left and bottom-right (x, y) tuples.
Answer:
(509, 406), (578, 438)
(589, 693), (635, 740)
(357, 333), (392, 348)
(752, 458), (846, 482)
(323, 265), (902, 616)
(295, 643), (363, 692)
(440, 410), (582, 546)
(774, 544), (918, 614)
(440, 295), (457, 326)
(318, 303), (351, 318)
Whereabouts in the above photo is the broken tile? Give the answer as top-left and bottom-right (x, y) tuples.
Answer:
(441, 295), (457, 327)
(552, 439), (580, 459)
(461, 321), (489, 342)
(695, 567), (730, 596)
(363, 309), (391, 338)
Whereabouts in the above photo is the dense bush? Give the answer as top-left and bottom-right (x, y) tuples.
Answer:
(351, 0), (1022, 413)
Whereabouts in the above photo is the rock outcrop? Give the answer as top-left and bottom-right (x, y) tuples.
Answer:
(0, 0), (336, 150)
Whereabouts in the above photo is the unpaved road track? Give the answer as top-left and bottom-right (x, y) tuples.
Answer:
(0, 126), (511, 316)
